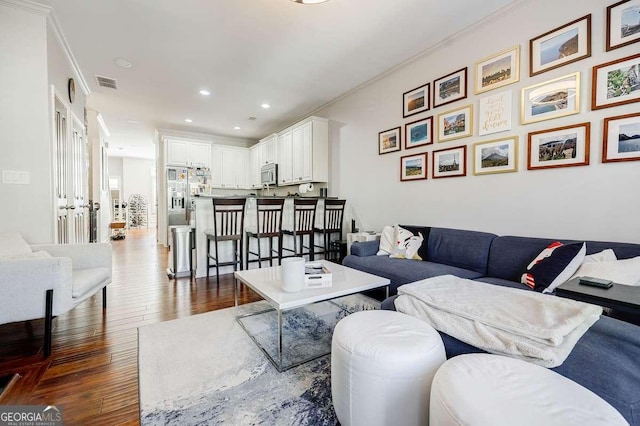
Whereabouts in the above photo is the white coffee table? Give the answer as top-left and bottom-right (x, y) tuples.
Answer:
(234, 260), (390, 371)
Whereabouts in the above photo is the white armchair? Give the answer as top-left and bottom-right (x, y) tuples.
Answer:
(0, 233), (112, 357)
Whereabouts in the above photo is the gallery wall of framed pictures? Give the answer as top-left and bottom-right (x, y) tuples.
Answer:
(376, 0), (640, 183)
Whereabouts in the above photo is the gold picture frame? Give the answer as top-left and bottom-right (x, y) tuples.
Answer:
(475, 46), (520, 94)
(521, 72), (580, 125)
(473, 136), (519, 175)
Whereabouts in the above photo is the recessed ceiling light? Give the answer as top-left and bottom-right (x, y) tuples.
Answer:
(199, 90), (211, 96)
(261, 103), (270, 109)
(114, 58), (133, 68)
(291, 0), (329, 3)
(185, 118), (193, 123)
(233, 126), (241, 130)
(127, 120), (138, 124)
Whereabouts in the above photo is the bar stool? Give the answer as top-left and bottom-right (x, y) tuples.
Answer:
(282, 198), (318, 260)
(313, 199), (346, 259)
(245, 198), (285, 268)
(204, 198), (246, 285)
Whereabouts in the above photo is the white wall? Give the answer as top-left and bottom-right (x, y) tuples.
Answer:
(317, 0), (640, 244)
(122, 158), (155, 211)
(0, 4), (52, 243)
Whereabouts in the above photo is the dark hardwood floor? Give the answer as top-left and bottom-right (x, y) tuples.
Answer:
(0, 228), (261, 425)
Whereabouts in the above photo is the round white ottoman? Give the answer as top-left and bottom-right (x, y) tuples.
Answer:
(331, 310), (446, 426)
(430, 354), (629, 426)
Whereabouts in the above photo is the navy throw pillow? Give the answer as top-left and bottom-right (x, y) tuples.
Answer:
(521, 242), (586, 293)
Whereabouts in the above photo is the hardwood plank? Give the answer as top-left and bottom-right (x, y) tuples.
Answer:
(0, 228), (261, 424)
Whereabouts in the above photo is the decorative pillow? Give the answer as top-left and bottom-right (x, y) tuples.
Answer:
(583, 249), (617, 264)
(571, 256), (640, 286)
(376, 226), (396, 256)
(521, 242), (586, 293)
(0, 232), (32, 257)
(399, 225), (431, 260)
(390, 226), (424, 260)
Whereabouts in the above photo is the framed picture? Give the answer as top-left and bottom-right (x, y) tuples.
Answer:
(403, 83), (430, 118)
(378, 127), (401, 155)
(432, 145), (467, 179)
(437, 104), (473, 143)
(475, 46), (520, 94)
(400, 153), (428, 181)
(478, 90), (512, 136)
(603, 112), (640, 163)
(529, 15), (591, 77)
(404, 116), (433, 149)
(473, 136), (519, 175)
(591, 53), (640, 110)
(433, 68), (468, 108)
(521, 72), (580, 125)
(606, 0), (640, 51)
(527, 122), (590, 170)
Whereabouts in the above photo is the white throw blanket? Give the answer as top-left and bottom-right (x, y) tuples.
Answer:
(395, 275), (602, 368)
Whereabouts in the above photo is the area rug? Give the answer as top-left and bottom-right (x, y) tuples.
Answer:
(138, 295), (379, 425)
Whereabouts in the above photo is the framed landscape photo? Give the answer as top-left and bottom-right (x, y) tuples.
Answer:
(475, 46), (520, 94)
(529, 15), (591, 77)
(606, 0), (640, 51)
(378, 127), (401, 155)
(404, 116), (433, 149)
(521, 72), (580, 124)
(433, 68), (468, 108)
(437, 104), (473, 143)
(473, 136), (519, 175)
(603, 112), (640, 163)
(403, 83), (430, 118)
(527, 122), (590, 170)
(400, 153), (428, 181)
(432, 145), (467, 179)
(592, 53), (640, 110)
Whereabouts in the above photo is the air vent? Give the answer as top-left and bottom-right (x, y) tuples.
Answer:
(95, 75), (117, 89)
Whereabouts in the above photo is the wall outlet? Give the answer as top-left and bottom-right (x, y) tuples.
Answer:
(2, 170), (30, 185)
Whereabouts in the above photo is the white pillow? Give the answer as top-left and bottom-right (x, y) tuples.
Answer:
(376, 225), (396, 256)
(0, 232), (32, 257)
(583, 249), (617, 263)
(0, 250), (52, 261)
(390, 226), (424, 260)
(571, 256), (640, 286)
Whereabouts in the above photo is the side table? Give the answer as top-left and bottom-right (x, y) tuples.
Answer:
(555, 278), (640, 321)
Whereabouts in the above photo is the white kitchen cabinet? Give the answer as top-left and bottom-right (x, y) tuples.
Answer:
(260, 134), (277, 165)
(210, 146), (223, 187)
(167, 139), (211, 168)
(277, 131), (293, 185)
(292, 121), (312, 183)
(248, 144), (262, 189)
(218, 147), (247, 189)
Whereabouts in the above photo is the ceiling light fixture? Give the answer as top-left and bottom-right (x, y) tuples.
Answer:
(199, 90), (211, 96)
(184, 118), (193, 123)
(291, 0), (329, 3)
(233, 126), (241, 130)
(114, 58), (133, 68)
(261, 103), (270, 109)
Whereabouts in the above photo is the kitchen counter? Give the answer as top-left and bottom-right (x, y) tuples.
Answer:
(193, 195), (336, 200)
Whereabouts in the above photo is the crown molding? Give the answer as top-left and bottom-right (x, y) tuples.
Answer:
(0, 0), (50, 15)
(47, 11), (91, 96)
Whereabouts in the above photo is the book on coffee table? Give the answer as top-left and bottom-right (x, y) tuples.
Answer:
(305, 262), (332, 288)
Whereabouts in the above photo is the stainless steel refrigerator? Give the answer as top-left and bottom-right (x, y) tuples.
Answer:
(166, 166), (211, 227)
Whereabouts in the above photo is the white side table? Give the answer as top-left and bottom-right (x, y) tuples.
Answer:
(347, 232), (381, 255)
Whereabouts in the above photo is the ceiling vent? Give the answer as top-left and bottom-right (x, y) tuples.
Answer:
(95, 75), (117, 89)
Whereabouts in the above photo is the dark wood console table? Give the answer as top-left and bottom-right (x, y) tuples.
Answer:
(556, 278), (640, 321)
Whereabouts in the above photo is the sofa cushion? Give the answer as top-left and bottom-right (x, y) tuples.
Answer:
(389, 226), (424, 260)
(426, 228), (496, 275)
(72, 267), (110, 298)
(570, 256), (640, 286)
(0, 232), (32, 257)
(522, 242), (586, 293)
(343, 255), (483, 295)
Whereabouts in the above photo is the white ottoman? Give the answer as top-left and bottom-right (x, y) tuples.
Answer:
(331, 310), (446, 426)
(430, 354), (629, 426)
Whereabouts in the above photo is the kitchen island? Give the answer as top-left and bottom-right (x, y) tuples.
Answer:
(193, 196), (332, 278)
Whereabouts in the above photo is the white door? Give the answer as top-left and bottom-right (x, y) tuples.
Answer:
(53, 95), (88, 244)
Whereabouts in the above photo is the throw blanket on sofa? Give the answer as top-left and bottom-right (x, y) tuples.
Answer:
(395, 275), (602, 368)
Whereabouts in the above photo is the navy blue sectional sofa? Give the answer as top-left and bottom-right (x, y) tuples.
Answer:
(343, 226), (640, 425)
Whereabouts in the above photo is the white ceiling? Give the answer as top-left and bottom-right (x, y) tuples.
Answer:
(42, 0), (519, 159)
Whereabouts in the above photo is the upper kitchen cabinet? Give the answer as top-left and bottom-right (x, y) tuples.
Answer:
(259, 134), (278, 165)
(276, 117), (328, 185)
(166, 139), (211, 168)
(248, 143), (262, 190)
(211, 146), (248, 189)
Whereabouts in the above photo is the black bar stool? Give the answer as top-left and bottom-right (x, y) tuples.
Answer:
(314, 199), (346, 259)
(246, 198), (285, 268)
(282, 198), (318, 260)
(205, 198), (246, 285)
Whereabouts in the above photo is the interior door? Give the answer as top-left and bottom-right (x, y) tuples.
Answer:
(53, 93), (88, 244)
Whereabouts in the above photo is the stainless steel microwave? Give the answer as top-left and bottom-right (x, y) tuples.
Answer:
(261, 163), (278, 186)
